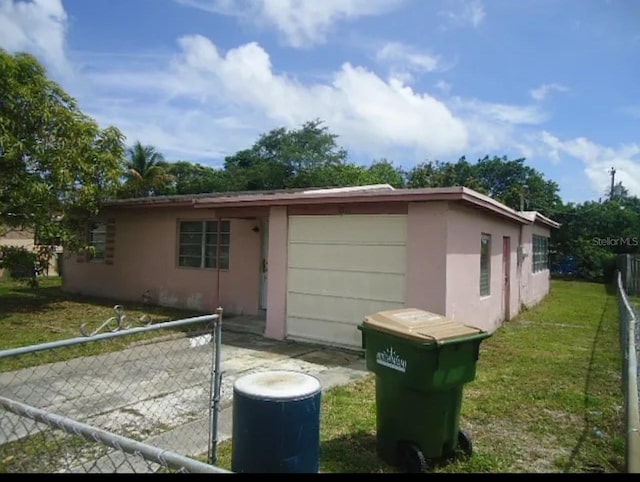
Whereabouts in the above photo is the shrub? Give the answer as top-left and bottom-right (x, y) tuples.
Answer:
(0, 245), (50, 288)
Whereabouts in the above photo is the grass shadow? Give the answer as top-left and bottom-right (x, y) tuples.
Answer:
(563, 284), (624, 473)
(320, 430), (395, 473)
(604, 280), (617, 296)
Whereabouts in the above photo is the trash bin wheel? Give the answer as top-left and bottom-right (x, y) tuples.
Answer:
(457, 430), (473, 457)
(398, 443), (429, 473)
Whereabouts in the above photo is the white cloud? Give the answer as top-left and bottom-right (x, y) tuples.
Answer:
(621, 104), (640, 119)
(0, 0), (71, 75)
(175, 0), (404, 47)
(452, 97), (547, 125)
(376, 41), (444, 83)
(540, 131), (640, 196)
(440, 0), (485, 29)
(377, 41), (440, 72)
(76, 34), (558, 163)
(122, 35), (468, 156)
(436, 80), (452, 94)
(530, 83), (569, 101)
(445, 97), (547, 155)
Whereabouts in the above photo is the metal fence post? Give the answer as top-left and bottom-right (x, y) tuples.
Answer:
(617, 271), (640, 473)
(208, 307), (224, 465)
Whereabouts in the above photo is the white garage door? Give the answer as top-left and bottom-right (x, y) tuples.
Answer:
(286, 214), (407, 349)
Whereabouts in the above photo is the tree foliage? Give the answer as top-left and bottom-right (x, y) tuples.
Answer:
(223, 119), (348, 190)
(0, 50), (125, 251)
(120, 141), (173, 197)
(147, 161), (229, 195)
(551, 194), (640, 281)
(406, 155), (562, 214)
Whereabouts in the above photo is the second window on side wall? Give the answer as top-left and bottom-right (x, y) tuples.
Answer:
(89, 222), (107, 262)
(532, 234), (549, 273)
(178, 220), (230, 270)
(480, 233), (491, 296)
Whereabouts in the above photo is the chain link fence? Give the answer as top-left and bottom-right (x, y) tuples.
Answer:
(0, 310), (226, 473)
(616, 271), (640, 473)
(618, 254), (639, 296)
(0, 396), (228, 473)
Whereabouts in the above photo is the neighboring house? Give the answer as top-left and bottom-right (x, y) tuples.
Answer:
(62, 185), (559, 350)
(0, 228), (61, 277)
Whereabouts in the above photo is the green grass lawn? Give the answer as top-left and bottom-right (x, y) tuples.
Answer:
(0, 277), (625, 473)
(214, 280), (624, 473)
(0, 276), (203, 371)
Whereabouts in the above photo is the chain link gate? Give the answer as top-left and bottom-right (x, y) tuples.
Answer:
(0, 307), (227, 473)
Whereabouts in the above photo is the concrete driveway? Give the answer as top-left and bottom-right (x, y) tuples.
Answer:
(0, 315), (368, 470)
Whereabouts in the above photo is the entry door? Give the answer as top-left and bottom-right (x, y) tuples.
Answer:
(259, 220), (269, 310)
(502, 237), (511, 321)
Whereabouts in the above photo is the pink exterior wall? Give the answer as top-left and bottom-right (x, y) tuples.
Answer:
(405, 202), (448, 315)
(444, 203), (522, 333)
(63, 208), (261, 315)
(265, 206), (288, 340)
(520, 223), (552, 307)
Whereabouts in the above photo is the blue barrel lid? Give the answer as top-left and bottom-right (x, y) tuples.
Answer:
(234, 370), (321, 401)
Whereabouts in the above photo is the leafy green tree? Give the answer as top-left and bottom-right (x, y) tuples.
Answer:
(406, 161), (439, 188)
(120, 142), (173, 197)
(474, 156), (562, 214)
(551, 191), (640, 281)
(406, 155), (562, 214)
(224, 119), (348, 190)
(407, 157), (484, 191)
(366, 160), (406, 188)
(154, 161), (231, 195)
(293, 163), (371, 188)
(0, 50), (125, 255)
(611, 181), (629, 200)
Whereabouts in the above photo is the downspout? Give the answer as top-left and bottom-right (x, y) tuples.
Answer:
(518, 223), (523, 310)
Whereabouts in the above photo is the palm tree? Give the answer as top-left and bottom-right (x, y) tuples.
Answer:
(122, 142), (172, 197)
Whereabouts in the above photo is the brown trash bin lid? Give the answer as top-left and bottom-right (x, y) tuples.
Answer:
(363, 308), (482, 343)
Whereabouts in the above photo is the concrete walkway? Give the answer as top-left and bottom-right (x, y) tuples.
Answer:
(0, 316), (369, 472)
(143, 327), (368, 453)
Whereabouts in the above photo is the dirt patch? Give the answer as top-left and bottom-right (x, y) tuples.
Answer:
(463, 418), (570, 473)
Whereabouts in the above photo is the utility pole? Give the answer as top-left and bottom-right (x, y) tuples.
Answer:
(609, 166), (616, 199)
(519, 185), (528, 212)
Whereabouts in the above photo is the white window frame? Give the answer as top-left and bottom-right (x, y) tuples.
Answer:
(532, 235), (549, 273)
(89, 222), (107, 263)
(178, 220), (230, 270)
(480, 233), (491, 297)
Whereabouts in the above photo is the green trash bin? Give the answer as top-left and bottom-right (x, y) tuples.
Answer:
(357, 308), (490, 472)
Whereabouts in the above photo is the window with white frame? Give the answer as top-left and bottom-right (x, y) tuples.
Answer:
(532, 235), (549, 273)
(178, 220), (230, 269)
(480, 233), (491, 296)
(89, 222), (107, 262)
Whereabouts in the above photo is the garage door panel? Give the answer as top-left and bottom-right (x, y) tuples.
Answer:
(288, 243), (406, 273)
(286, 317), (364, 348)
(288, 269), (405, 302)
(288, 292), (404, 324)
(289, 215), (407, 244)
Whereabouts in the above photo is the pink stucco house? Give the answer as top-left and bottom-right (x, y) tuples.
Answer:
(63, 185), (558, 349)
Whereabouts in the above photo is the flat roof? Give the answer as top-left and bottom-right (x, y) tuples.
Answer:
(105, 185), (558, 228)
(519, 211), (561, 229)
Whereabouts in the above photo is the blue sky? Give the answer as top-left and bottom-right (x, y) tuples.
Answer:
(1, 0), (639, 203)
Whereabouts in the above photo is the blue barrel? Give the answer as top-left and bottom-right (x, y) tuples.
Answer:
(231, 370), (322, 473)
